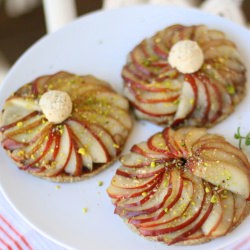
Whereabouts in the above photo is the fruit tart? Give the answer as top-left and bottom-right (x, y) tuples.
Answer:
(0, 71), (132, 182)
(107, 127), (250, 245)
(122, 24), (246, 127)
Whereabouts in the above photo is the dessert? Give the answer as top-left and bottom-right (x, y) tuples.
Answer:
(122, 24), (246, 127)
(107, 127), (250, 245)
(0, 71), (132, 182)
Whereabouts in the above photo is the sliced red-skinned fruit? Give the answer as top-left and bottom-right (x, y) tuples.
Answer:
(139, 180), (211, 236)
(122, 66), (180, 92)
(124, 87), (177, 117)
(75, 87), (129, 110)
(122, 65), (151, 85)
(67, 119), (110, 163)
(78, 110), (128, 139)
(201, 39), (236, 52)
(5, 117), (49, 145)
(134, 109), (173, 125)
(138, 174), (206, 236)
(210, 191), (234, 237)
(1, 137), (28, 151)
(0, 97), (40, 126)
(156, 24), (184, 52)
(133, 178), (193, 228)
(233, 194), (247, 225)
(110, 172), (162, 190)
(140, 39), (159, 60)
(193, 137), (250, 170)
(172, 75), (197, 126)
(129, 168), (183, 226)
(207, 29), (225, 40)
(160, 190), (213, 245)
(107, 173), (163, 199)
(190, 75), (210, 124)
(129, 84), (180, 104)
(0, 111), (40, 133)
(183, 127), (207, 154)
(152, 34), (169, 59)
(192, 25), (209, 43)
(201, 192), (223, 236)
(147, 132), (173, 156)
(204, 44), (241, 61)
(38, 125), (72, 177)
(130, 100), (176, 118)
(188, 158), (250, 199)
(88, 124), (117, 157)
(130, 44), (158, 77)
(115, 174), (168, 209)
(31, 75), (51, 96)
(77, 103), (132, 130)
(23, 128), (55, 168)
(180, 229), (206, 243)
(12, 124), (52, 163)
(64, 141), (83, 176)
(172, 127), (193, 157)
(197, 146), (250, 175)
(190, 133), (226, 154)
(199, 75), (225, 124)
(119, 152), (152, 168)
(115, 170), (178, 218)
(94, 90), (129, 110)
(162, 127), (181, 157)
(116, 163), (165, 179)
(131, 142), (171, 159)
(178, 26), (194, 40)
(73, 84), (113, 97)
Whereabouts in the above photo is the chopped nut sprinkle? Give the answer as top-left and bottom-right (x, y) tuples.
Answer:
(78, 148), (86, 155)
(98, 181), (103, 187)
(82, 208), (88, 213)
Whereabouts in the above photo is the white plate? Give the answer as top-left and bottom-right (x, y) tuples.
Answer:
(0, 5), (250, 250)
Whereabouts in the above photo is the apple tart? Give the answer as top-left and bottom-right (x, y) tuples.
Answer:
(122, 24), (246, 127)
(0, 71), (132, 182)
(107, 127), (250, 245)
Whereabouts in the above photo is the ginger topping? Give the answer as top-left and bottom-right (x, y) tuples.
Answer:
(168, 40), (204, 74)
(39, 90), (72, 124)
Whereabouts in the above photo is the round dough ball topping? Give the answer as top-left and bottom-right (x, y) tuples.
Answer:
(168, 40), (204, 74)
(39, 90), (73, 124)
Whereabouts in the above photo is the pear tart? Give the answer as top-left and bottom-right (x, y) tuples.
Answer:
(0, 71), (132, 182)
(107, 127), (250, 245)
(122, 24), (246, 127)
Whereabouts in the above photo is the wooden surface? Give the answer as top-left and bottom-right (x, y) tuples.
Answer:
(0, 0), (249, 65)
(0, 1), (102, 64)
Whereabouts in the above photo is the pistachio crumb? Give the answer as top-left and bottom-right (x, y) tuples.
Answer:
(210, 195), (218, 203)
(150, 161), (156, 168)
(98, 181), (103, 187)
(16, 122), (23, 127)
(78, 148), (86, 155)
(82, 208), (88, 213)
